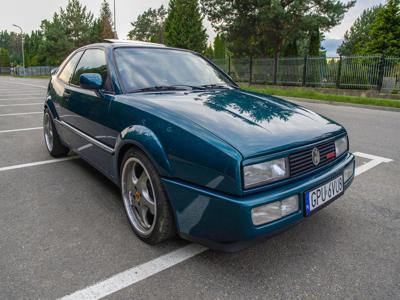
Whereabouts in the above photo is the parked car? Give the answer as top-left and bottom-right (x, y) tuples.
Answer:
(43, 40), (355, 251)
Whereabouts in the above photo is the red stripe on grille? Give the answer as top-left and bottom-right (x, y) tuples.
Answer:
(326, 152), (336, 159)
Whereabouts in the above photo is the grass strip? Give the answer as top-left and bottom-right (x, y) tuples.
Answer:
(242, 85), (400, 109)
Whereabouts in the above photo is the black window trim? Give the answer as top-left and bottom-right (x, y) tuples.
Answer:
(68, 46), (115, 95)
(57, 50), (84, 84)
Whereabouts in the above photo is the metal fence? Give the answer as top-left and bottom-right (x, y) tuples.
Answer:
(0, 67), (11, 75)
(213, 55), (400, 92)
(14, 66), (56, 77)
(0, 66), (55, 76)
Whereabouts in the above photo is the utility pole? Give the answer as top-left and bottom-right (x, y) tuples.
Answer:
(13, 24), (25, 76)
(113, 0), (117, 34)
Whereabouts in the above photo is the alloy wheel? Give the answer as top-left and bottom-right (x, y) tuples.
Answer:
(43, 112), (54, 152)
(121, 157), (157, 236)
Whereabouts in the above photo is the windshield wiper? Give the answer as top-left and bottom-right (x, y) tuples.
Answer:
(199, 84), (231, 90)
(129, 85), (206, 93)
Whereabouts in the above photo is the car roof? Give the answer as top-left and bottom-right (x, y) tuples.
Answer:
(77, 40), (196, 55)
(104, 39), (166, 47)
(84, 39), (167, 49)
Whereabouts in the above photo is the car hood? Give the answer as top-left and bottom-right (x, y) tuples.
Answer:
(123, 89), (345, 158)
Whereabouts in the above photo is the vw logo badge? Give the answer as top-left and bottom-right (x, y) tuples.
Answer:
(312, 147), (320, 166)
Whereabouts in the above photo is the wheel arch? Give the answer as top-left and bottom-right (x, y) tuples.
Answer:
(114, 125), (172, 183)
(44, 97), (59, 119)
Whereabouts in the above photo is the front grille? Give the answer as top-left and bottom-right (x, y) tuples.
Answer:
(289, 142), (336, 177)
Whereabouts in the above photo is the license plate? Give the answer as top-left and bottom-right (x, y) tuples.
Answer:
(305, 175), (344, 216)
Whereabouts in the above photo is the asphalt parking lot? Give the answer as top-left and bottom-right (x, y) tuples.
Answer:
(0, 76), (399, 300)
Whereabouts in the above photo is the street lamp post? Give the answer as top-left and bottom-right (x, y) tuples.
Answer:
(113, 0), (117, 34)
(13, 24), (25, 76)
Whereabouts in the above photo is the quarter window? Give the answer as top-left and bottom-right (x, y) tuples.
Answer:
(59, 52), (82, 83)
(71, 49), (111, 91)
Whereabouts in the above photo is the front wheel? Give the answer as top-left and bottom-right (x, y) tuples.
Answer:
(43, 109), (69, 157)
(120, 148), (176, 244)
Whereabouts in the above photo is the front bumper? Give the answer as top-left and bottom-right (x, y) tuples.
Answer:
(162, 153), (355, 251)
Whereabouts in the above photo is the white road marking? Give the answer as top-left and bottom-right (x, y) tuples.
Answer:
(59, 244), (208, 300)
(0, 112), (42, 117)
(0, 93), (45, 97)
(59, 152), (393, 300)
(353, 152), (393, 176)
(0, 103), (42, 107)
(0, 81), (47, 89)
(0, 157), (78, 172)
(353, 152), (393, 163)
(0, 127), (43, 134)
(0, 98), (44, 102)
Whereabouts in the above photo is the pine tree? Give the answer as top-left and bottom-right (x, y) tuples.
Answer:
(201, 0), (355, 82)
(98, 0), (117, 39)
(0, 48), (10, 67)
(204, 43), (214, 58)
(128, 6), (167, 43)
(338, 5), (383, 56)
(40, 0), (98, 64)
(40, 13), (72, 65)
(308, 29), (321, 56)
(61, 0), (95, 47)
(213, 34), (226, 59)
(365, 0), (400, 56)
(164, 0), (208, 53)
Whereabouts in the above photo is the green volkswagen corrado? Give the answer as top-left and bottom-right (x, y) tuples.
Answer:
(43, 40), (355, 251)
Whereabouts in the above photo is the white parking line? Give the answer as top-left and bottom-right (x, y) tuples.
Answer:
(0, 112), (42, 117)
(353, 152), (393, 162)
(0, 103), (42, 107)
(60, 244), (208, 300)
(0, 127), (43, 134)
(0, 81), (47, 89)
(0, 157), (78, 172)
(353, 152), (393, 176)
(59, 152), (393, 300)
(0, 93), (45, 97)
(0, 98), (44, 102)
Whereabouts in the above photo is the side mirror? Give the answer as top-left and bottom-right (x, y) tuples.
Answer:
(79, 73), (103, 90)
(51, 67), (58, 75)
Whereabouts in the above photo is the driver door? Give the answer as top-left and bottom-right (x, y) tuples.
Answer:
(61, 48), (118, 173)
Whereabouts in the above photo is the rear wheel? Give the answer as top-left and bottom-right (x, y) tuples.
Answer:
(120, 148), (175, 244)
(43, 109), (69, 157)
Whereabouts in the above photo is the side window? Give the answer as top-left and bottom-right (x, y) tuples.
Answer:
(59, 52), (82, 83)
(71, 49), (111, 92)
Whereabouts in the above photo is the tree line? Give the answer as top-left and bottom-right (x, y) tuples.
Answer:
(338, 0), (400, 57)
(1, 0), (399, 68)
(0, 0), (116, 67)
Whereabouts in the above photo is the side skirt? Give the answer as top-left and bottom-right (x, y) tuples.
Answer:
(54, 119), (119, 185)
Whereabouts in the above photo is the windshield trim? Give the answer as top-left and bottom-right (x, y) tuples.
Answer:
(112, 46), (238, 94)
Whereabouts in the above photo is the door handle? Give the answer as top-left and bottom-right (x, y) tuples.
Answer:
(63, 91), (71, 101)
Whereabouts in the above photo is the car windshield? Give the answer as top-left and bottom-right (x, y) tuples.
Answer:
(114, 47), (234, 93)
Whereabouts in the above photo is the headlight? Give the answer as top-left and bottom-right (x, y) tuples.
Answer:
(243, 157), (289, 188)
(335, 135), (348, 157)
(251, 195), (299, 225)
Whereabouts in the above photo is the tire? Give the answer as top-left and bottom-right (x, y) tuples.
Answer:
(43, 109), (69, 157)
(120, 148), (176, 244)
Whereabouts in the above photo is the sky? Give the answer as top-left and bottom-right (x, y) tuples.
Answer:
(0, 0), (386, 46)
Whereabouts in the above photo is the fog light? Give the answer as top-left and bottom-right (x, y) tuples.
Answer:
(251, 195), (299, 226)
(344, 161), (354, 183)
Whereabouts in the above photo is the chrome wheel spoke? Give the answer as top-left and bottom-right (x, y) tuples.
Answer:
(121, 157), (157, 236)
(43, 113), (53, 151)
(141, 189), (155, 215)
(138, 204), (150, 228)
(136, 172), (147, 191)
